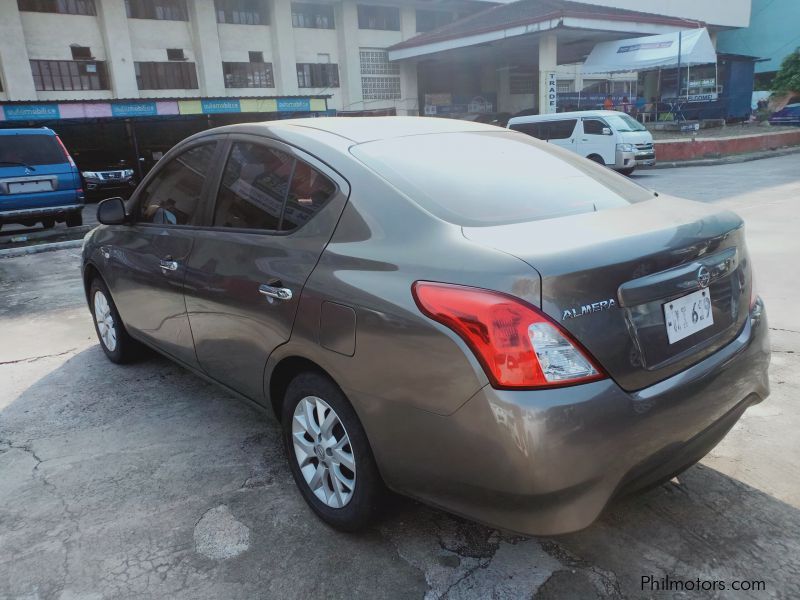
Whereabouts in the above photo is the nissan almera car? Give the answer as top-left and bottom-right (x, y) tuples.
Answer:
(82, 117), (770, 535)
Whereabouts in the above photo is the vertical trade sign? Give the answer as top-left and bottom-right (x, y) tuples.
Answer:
(545, 72), (558, 114)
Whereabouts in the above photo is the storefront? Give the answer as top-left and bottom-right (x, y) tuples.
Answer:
(0, 96), (332, 178)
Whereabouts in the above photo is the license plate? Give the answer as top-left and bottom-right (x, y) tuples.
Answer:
(8, 180), (52, 193)
(663, 288), (713, 344)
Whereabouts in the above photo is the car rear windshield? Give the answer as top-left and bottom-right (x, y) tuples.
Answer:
(0, 134), (64, 167)
(350, 130), (655, 227)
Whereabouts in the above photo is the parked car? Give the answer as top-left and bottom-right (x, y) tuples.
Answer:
(507, 110), (656, 175)
(82, 117), (769, 535)
(76, 154), (137, 201)
(0, 127), (84, 231)
(768, 102), (800, 126)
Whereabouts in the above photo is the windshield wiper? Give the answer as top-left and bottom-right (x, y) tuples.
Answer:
(0, 160), (36, 171)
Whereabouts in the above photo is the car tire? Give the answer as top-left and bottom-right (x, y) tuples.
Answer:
(41, 219), (55, 229)
(282, 371), (384, 531)
(89, 277), (144, 364)
(66, 213), (83, 227)
(588, 154), (605, 165)
(619, 167), (635, 176)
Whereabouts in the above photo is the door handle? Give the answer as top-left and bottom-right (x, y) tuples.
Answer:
(259, 283), (292, 302)
(159, 259), (179, 272)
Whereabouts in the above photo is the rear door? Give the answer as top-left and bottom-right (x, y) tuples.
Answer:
(577, 117), (615, 165)
(184, 135), (350, 400)
(107, 141), (221, 367)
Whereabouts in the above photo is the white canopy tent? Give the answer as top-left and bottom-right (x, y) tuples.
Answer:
(582, 28), (717, 74)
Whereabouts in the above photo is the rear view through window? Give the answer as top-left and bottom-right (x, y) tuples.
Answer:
(351, 130), (655, 227)
(0, 134), (64, 167)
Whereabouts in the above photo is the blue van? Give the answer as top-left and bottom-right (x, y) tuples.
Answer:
(0, 127), (84, 231)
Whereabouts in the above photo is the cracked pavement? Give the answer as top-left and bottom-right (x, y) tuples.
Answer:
(2, 154), (800, 599)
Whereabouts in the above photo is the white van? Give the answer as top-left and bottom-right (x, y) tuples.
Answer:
(507, 110), (655, 175)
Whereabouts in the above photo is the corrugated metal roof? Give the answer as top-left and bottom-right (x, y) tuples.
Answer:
(390, 0), (704, 52)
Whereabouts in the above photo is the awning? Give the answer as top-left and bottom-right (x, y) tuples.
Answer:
(582, 28), (717, 74)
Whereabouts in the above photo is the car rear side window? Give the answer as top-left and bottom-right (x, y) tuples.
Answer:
(508, 122), (542, 139)
(136, 143), (216, 226)
(281, 160), (336, 231)
(214, 142), (294, 230)
(213, 141), (335, 232)
(351, 130), (655, 227)
(0, 134), (64, 166)
(545, 119), (577, 140)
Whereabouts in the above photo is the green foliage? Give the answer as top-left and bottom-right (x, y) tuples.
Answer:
(772, 48), (800, 92)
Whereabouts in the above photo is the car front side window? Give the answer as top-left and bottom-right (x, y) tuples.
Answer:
(136, 143), (217, 226)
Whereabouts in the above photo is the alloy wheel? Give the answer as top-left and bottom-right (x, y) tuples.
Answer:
(93, 290), (117, 352)
(291, 395), (356, 508)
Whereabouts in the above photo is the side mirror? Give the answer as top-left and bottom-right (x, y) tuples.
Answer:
(97, 197), (127, 225)
(602, 127), (613, 135)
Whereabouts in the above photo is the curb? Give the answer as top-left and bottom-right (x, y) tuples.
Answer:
(0, 239), (83, 259)
(646, 145), (800, 169)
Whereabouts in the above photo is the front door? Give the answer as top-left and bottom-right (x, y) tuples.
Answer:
(108, 142), (220, 367)
(578, 117), (615, 165)
(184, 136), (349, 400)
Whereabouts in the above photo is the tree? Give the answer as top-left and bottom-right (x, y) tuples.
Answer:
(772, 48), (800, 92)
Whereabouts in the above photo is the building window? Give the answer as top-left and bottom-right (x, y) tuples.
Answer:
(30, 59), (109, 91)
(249, 51), (263, 63)
(296, 63), (339, 88)
(415, 9), (452, 33)
(215, 0), (269, 25)
(166, 48), (186, 61)
(557, 80), (574, 94)
(17, 0), (97, 15)
(509, 75), (534, 95)
(223, 62), (274, 88)
(291, 2), (334, 29)
(357, 4), (399, 31)
(135, 61), (198, 89)
(70, 45), (93, 60)
(125, 0), (188, 21)
(360, 49), (400, 100)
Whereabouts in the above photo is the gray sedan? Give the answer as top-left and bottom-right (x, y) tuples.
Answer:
(81, 117), (770, 535)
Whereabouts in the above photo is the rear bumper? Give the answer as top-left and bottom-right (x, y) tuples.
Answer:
(367, 300), (770, 535)
(0, 202), (83, 222)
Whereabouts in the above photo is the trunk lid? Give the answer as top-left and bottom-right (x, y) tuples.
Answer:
(463, 196), (751, 391)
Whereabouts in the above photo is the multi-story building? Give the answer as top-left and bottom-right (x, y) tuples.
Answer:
(0, 0), (491, 112)
(0, 0), (491, 170)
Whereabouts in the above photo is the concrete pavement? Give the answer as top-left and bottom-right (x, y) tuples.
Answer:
(1, 154), (800, 599)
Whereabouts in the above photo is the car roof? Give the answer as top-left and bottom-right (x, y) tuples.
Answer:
(0, 127), (55, 136)
(220, 116), (501, 144)
(508, 110), (626, 124)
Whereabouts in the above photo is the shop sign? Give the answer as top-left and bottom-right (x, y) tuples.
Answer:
(277, 98), (311, 112)
(201, 99), (241, 114)
(545, 72), (557, 114)
(111, 101), (158, 117)
(3, 104), (60, 121)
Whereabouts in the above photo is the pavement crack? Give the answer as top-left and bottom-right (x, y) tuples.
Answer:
(770, 327), (800, 335)
(435, 558), (490, 599)
(0, 347), (77, 366)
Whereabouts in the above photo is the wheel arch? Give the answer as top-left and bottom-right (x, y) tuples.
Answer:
(267, 355), (337, 421)
(586, 153), (605, 165)
(82, 261), (103, 304)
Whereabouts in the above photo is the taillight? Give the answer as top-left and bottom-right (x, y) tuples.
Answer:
(55, 135), (76, 168)
(412, 281), (606, 389)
